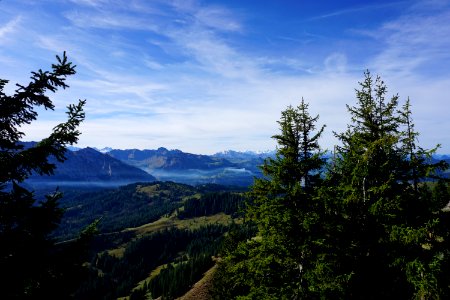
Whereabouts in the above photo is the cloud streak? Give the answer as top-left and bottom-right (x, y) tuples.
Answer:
(369, 2), (450, 77)
(0, 16), (21, 40)
(308, 1), (407, 21)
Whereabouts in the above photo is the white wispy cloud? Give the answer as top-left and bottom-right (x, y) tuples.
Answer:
(167, 27), (260, 80)
(69, 0), (109, 7)
(64, 10), (159, 31)
(370, 5), (450, 77)
(0, 16), (21, 40)
(194, 6), (242, 32)
(308, 1), (407, 21)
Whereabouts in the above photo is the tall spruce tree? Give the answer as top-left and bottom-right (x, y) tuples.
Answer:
(0, 53), (87, 299)
(214, 99), (326, 299)
(328, 71), (450, 299)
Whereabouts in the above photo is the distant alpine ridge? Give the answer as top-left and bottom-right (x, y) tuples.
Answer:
(105, 147), (274, 170)
(105, 147), (274, 186)
(28, 146), (155, 186)
(107, 147), (235, 171)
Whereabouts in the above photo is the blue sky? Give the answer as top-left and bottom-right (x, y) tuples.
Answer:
(1, 0), (450, 154)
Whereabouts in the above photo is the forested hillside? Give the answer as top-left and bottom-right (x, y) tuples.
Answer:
(53, 181), (195, 239)
(58, 182), (251, 299)
(53, 181), (246, 240)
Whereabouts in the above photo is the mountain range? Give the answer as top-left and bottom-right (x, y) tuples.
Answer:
(107, 147), (235, 171)
(106, 147), (274, 186)
(24, 143), (275, 187)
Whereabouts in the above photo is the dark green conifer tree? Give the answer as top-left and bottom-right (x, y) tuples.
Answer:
(0, 52), (87, 299)
(327, 71), (450, 299)
(214, 99), (326, 299)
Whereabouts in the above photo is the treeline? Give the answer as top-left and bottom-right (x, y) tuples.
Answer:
(178, 191), (246, 219)
(213, 73), (450, 299)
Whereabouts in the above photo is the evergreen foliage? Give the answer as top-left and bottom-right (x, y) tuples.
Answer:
(214, 73), (450, 299)
(326, 72), (450, 299)
(178, 191), (246, 219)
(214, 99), (327, 299)
(0, 53), (88, 298)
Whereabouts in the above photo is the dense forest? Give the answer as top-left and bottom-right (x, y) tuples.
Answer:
(1, 55), (450, 299)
